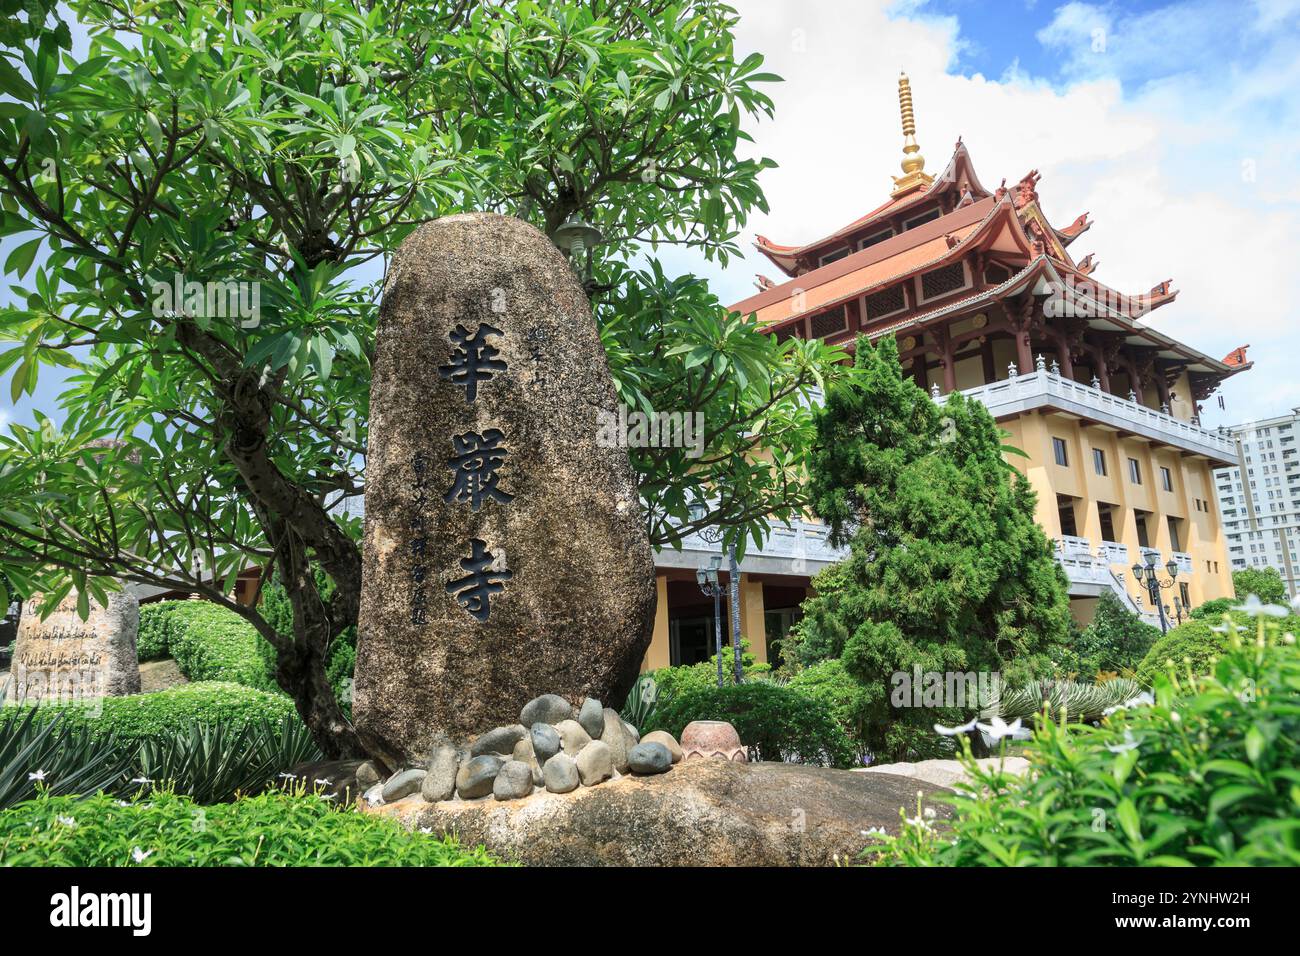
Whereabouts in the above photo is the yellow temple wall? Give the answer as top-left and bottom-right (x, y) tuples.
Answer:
(1001, 410), (1235, 611)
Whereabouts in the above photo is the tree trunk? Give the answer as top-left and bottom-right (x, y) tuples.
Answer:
(276, 639), (366, 761)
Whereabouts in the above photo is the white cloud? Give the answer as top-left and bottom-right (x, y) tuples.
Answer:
(661, 0), (1300, 426)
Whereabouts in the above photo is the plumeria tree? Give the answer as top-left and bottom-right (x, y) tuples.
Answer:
(0, 0), (843, 757)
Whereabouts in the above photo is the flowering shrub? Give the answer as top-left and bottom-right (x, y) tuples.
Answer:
(0, 790), (504, 866)
(866, 608), (1300, 866)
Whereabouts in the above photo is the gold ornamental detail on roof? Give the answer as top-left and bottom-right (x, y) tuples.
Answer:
(891, 72), (935, 198)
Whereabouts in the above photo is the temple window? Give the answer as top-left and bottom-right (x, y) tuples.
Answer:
(859, 228), (893, 250)
(864, 285), (906, 319)
(1052, 437), (1069, 467)
(919, 262), (967, 301)
(1128, 458), (1143, 485)
(810, 305), (848, 339)
(902, 208), (940, 230)
(1093, 448), (1107, 476)
(818, 247), (850, 267)
(984, 262), (1011, 285)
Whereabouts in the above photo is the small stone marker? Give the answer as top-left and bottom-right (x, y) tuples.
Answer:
(6, 588), (140, 703)
(353, 214), (656, 765)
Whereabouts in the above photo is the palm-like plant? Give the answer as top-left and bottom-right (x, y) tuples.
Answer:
(0, 707), (132, 809)
(133, 715), (322, 804)
(986, 677), (1143, 724)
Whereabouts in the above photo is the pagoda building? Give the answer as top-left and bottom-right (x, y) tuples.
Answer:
(640, 74), (1250, 671)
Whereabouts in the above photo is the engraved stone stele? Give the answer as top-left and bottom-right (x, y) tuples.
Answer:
(353, 213), (657, 765)
(6, 587), (141, 702)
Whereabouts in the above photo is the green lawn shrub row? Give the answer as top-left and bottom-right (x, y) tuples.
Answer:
(0, 790), (504, 866)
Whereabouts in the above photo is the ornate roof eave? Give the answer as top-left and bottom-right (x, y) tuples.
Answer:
(752, 140), (995, 275)
(1053, 212), (1092, 247)
(833, 255), (1246, 383)
(736, 195), (1014, 324)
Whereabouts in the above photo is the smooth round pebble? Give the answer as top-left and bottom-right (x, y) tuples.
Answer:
(627, 741), (672, 775)
(575, 739), (615, 786)
(421, 745), (459, 802)
(381, 768), (426, 802)
(520, 693), (574, 727)
(542, 752), (580, 794)
(577, 697), (605, 739)
(556, 719), (592, 756)
(493, 760), (534, 800)
(531, 722), (562, 765)
(470, 724), (527, 757)
(641, 730), (683, 763)
(456, 754), (504, 799)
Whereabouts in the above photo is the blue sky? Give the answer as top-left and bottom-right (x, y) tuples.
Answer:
(4, 0), (1300, 433)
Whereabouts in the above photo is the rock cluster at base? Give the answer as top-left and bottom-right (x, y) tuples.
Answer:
(369, 759), (954, 866)
(362, 694), (694, 810)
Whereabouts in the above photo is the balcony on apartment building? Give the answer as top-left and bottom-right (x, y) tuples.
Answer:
(947, 361), (1236, 463)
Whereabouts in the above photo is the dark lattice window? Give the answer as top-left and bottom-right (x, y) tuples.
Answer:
(985, 262), (1011, 285)
(773, 323), (800, 342)
(819, 247), (849, 267)
(859, 229), (892, 250)
(865, 285), (905, 318)
(920, 263), (966, 299)
(903, 208), (940, 230)
(810, 306), (848, 339)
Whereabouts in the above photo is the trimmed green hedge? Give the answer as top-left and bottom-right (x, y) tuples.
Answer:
(650, 680), (857, 768)
(0, 791), (504, 866)
(139, 601), (273, 689)
(136, 602), (189, 661)
(11, 682), (297, 744)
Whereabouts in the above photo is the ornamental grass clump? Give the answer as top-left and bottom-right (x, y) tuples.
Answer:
(865, 603), (1300, 866)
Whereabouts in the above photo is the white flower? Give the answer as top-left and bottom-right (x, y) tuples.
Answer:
(923, 806), (937, 820)
(1231, 594), (1290, 618)
(314, 778), (332, 786)
(933, 718), (979, 736)
(903, 814), (932, 830)
(860, 826), (887, 837)
(975, 715), (1023, 742)
(56, 815), (77, 827)
(1106, 729), (1140, 754)
(130, 777), (151, 786)
(131, 847), (153, 863)
(27, 769), (47, 782)
(1104, 691), (1154, 717)
(278, 772), (297, 780)
(418, 826), (432, 834)
(1210, 621), (1246, 634)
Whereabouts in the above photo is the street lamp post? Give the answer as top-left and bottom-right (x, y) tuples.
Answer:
(690, 501), (744, 685)
(1171, 596), (1185, 626)
(1131, 552), (1180, 634)
(690, 502), (726, 688)
(695, 554), (725, 688)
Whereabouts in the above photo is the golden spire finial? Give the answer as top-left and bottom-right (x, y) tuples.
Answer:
(891, 71), (934, 198)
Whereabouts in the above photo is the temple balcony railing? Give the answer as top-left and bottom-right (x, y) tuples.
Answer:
(941, 367), (1236, 464)
(1098, 540), (1131, 564)
(653, 513), (846, 575)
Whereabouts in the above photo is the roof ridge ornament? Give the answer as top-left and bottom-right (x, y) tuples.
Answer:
(891, 72), (935, 198)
